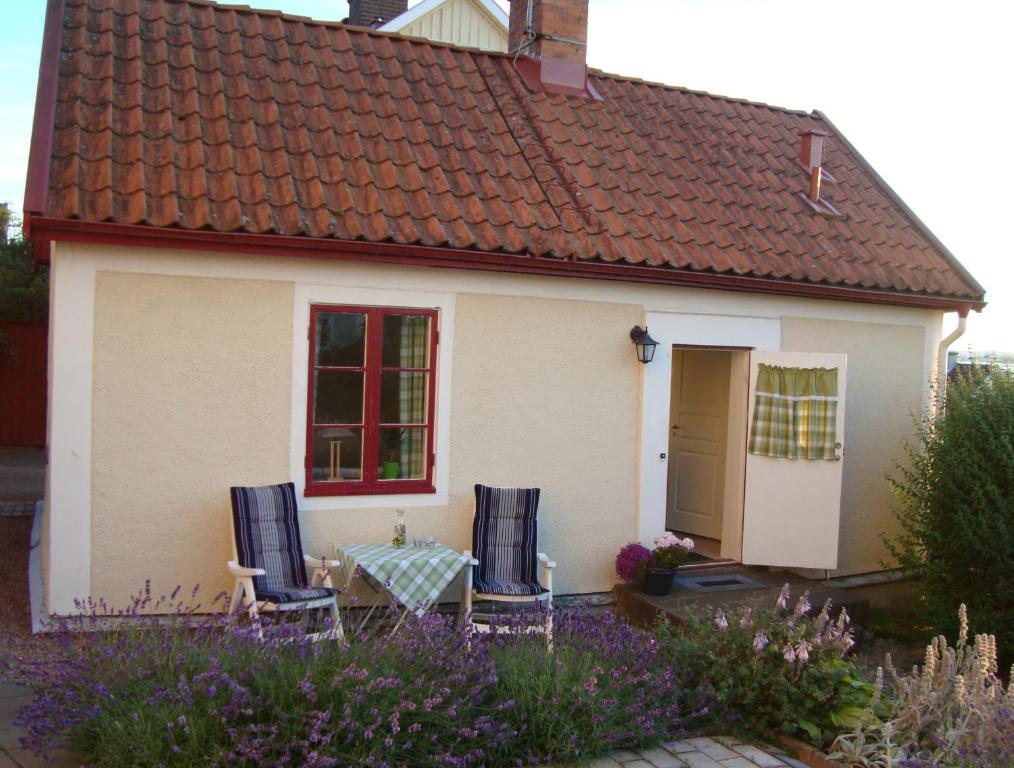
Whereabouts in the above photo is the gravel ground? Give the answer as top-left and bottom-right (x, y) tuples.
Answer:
(0, 517), (54, 685)
(0, 448), (44, 503)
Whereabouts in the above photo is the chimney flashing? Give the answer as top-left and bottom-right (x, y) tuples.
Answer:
(514, 56), (602, 100)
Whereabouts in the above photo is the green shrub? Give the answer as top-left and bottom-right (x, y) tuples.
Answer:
(886, 364), (1014, 659)
(654, 586), (876, 749)
(0, 228), (47, 324)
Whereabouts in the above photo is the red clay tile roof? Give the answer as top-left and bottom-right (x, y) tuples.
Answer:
(27, 0), (984, 307)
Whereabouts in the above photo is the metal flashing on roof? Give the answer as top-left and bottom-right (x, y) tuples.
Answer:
(513, 56), (602, 100)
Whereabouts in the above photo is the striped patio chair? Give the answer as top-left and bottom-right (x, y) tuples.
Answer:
(227, 482), (342, 638)
(462, 484), (556, 639)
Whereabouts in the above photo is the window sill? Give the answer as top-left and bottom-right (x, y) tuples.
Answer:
(304, 482), (437, 498)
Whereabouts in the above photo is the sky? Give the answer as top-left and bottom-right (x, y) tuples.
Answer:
(1, 0), (1010, 352)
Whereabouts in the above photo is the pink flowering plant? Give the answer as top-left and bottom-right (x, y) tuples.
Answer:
(647, 532), (695, 572)
(654, 583), (875, 749)
(614, 542), (651, 581)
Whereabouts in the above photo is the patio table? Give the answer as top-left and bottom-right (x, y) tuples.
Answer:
(334, 543), (470, 628)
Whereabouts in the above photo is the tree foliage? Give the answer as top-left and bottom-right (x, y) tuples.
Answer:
(886, 365), (1014, 659)
(0, 208), (48, 324)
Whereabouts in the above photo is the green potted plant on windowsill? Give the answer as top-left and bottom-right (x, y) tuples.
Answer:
(381, 429), (406, 479)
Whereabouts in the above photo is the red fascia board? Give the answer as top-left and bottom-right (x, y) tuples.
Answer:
(28, 216), (985, 313)
(23, 0), (65, 241)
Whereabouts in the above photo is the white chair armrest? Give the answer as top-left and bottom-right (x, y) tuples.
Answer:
(537, 552), (557, 569)
(227, 560), (265, 577)
(303, 554), (341, 569)
(462, 549), (480, 566)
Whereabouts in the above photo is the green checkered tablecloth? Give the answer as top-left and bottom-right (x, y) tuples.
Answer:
(334, 542), (469, 616)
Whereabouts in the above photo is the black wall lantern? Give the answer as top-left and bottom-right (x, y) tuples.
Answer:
(629, 325), (658, 364)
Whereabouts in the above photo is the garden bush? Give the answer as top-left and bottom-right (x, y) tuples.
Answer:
(830, 605), (1014, 767)
(10, 586), (699, 767)
(654, 585), (875, 748)
(886, 364), (1014, 659)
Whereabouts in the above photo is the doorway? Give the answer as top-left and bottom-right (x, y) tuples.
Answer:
(665, 346), (750, 563)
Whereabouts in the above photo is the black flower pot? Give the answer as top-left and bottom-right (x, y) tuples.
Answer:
(641, 567), (676, 596)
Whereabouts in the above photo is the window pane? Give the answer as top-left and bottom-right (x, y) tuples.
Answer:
(311, 428), (362, 482)
(379, 372), (428, 424)
(314, 371), (363, 424)
(316, 313), (366, 367)
(382, 315), (430, 368)
(378, 428), (427, 480)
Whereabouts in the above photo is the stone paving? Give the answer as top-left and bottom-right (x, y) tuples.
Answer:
(0, 683), (78, 767)
(575, 737), (807, 768)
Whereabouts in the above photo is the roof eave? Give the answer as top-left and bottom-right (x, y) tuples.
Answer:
(22, 0), (65, 247)
(28, 217), (986, 313)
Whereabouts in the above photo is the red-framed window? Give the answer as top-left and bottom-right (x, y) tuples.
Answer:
(305, 305), (438, 496)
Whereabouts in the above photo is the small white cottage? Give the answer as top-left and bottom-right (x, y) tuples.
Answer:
(24, 0), (984, 616)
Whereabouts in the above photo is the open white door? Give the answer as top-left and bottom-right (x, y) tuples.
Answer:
(741, 351), (847, 569)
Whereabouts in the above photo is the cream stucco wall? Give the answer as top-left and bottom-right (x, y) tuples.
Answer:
(299, 294), (641, 597)
(447, 294), (641, 591)
(91, 272), (294, 607)
(43, 241), (951, 613)
(781, 317), (927, 576)
(87, 268), (638, 606)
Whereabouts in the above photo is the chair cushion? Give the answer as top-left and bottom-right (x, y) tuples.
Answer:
(472, 484), (547, 597)
(473, 578), (548, 596)
(256, 586), (339, 605)
(230, 482), (309, 599)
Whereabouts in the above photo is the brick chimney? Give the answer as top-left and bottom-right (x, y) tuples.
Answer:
(508, 0), (599, 99)
(347, 0), (408, 28)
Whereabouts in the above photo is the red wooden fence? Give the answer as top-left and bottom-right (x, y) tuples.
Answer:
(0, 322), (48, 447)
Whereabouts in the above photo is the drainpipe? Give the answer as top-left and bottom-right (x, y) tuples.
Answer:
(936, 308), (969, 397)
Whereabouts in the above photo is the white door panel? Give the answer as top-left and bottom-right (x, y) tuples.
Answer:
(667, 349), (730, 539)
(741, 351), (847, 569)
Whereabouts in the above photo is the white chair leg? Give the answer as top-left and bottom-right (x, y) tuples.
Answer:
(230, 580), (243, 614)
(328, 599), (344, 641)
(460, 558), (475, 629)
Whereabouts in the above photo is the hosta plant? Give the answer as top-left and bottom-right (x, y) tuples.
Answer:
(830, 604), (1014, 767)
(655, 584), (873, 748)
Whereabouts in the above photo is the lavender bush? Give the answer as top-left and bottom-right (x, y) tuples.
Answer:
(485, 610), (702, 764)
(11, 586), (698, 767)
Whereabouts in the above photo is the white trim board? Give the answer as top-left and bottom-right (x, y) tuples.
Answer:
(46, 244), (96, 615)
(636, 311), (780, 545)
(290, 284), (456, 510)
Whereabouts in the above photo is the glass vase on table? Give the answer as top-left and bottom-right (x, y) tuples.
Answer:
(392, 507), (407, 547)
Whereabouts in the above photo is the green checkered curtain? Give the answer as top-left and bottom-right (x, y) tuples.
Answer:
(749, 364), (839, 460)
